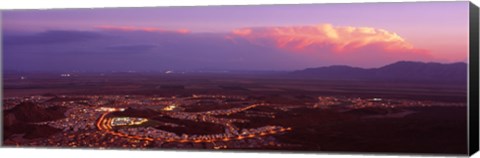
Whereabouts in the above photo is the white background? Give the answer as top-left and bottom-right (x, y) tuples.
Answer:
(0, 0), (479, 158)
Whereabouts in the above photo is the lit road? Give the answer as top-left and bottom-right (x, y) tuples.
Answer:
(95, 106), (292, 144)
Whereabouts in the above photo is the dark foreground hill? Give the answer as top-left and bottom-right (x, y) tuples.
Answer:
(3, 102), (67, 140)
(6, 102), (67, 123)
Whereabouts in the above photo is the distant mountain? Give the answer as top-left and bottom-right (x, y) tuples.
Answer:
(292, 61), (467, 83)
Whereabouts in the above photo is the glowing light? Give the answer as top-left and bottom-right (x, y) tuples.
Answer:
(110, 117), (148, 126)
(163, 104), (176, 111)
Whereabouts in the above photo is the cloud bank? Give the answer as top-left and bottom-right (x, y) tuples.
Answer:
(3, 24), (435, 72)
(229, 24), (427, 54)
(96, 25), (190, 34)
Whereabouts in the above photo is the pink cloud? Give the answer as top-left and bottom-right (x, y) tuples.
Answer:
(95, 25), (190, 34)
(230, 24), (429, 54)
(228, 24), (433, 67)
(176, 28), (191, 34)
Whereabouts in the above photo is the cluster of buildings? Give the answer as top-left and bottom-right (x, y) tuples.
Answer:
(5, 94), (293, 149)
(40, 106), (103, 132)
(313, 96), (466, 110)
(243, 110), (276, 118)
(111, 117), (148, 126)
(26, 130), (152, 148)
(103, 118), (290, 145)
(192, 103), (261, 116)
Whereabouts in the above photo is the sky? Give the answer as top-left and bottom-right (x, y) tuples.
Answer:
(1, 1), (470, 72)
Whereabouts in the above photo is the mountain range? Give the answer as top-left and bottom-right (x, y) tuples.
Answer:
(292, 61), (468, 83)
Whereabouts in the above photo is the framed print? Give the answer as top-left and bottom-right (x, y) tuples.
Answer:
(1, 1), (479, 156)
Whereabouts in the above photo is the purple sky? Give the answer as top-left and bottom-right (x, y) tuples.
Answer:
(1, 1), (470, 72)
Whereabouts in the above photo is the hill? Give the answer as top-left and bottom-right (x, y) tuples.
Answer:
(292, 61), (467, 83)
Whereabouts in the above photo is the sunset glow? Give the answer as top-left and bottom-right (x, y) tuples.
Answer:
(230, 24), (419, 53)
(1, 2), (469, 71)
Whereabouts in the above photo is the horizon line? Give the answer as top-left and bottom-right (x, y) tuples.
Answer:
(3, 60), (468, 74)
